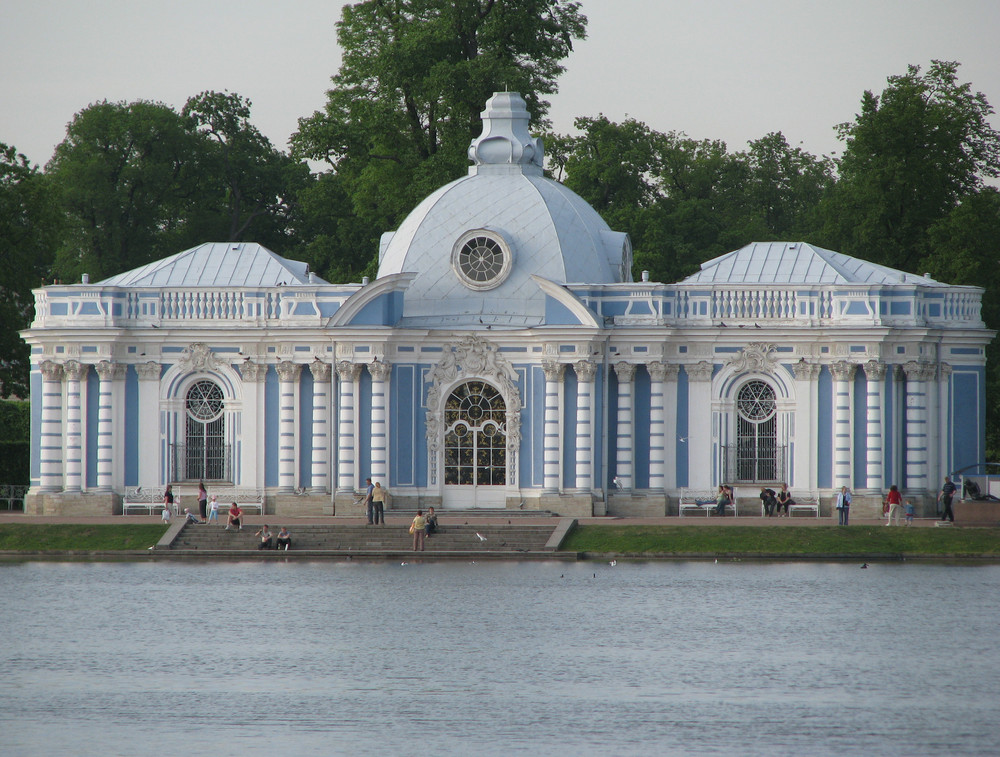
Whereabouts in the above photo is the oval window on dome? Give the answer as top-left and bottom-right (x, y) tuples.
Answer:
(452, 230), (513, 290)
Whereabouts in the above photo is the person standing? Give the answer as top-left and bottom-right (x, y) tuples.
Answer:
(411, 510), (427, 551)
(835, 486), (852, 525)
(207, 495), (219, 525)
(363, 477), (375, 525)
(938, 476), (957, 522)
(371, 482), (387, 525)
(884, 484), (903, 526)
(163, 485), (174, 515)
(197, 481), (208, 522)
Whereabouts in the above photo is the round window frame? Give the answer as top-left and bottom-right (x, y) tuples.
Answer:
(451, 229), (514, 291)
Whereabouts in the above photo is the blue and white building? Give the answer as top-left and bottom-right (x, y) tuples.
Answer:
(21, 92), (992, 517)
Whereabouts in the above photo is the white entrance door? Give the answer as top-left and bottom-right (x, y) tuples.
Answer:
(441, 381), (507, 509)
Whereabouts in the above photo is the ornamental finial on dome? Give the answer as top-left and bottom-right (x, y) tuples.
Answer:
(468, 92), (544, 175)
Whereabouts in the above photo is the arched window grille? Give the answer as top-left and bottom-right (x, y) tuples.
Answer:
(443, 381), (507, 487)
(735, 380), (780, 482)
(181, 380), (228, 481)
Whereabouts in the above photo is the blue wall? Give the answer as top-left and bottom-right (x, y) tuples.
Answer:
(264, 367), (279, 487)
(816, 367), (832, 488)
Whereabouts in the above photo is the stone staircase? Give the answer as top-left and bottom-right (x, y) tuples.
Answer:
(167, 521), (573, 559)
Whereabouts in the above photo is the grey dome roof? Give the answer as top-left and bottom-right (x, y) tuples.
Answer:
(377, 92), (630, 327)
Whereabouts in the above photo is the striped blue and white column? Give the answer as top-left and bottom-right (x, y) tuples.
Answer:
(62, 360), (87, 492)
(309, 360), (332, 493)
(647, 361), (668, 492)
(38, 361), (64, 492)
(903, 361), (930, 493)
(542, 361), (565, 493)
(573, 360), (596, 492)
(862, 360), (886, 493)
(275, 361), (303, 492)
(368, 360), (391, 483)
(94, 361), (124, 491)
(830, 361), (856, 490)
(614, 361), (637, 491)
(336, 361), (363, 493)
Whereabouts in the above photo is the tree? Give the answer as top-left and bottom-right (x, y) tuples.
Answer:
(46, 100), (207, 281)
(291, 0), (587, 282)
(823, 60), (1000, 270)
(181, 91), (311, 250)
(0, 144), (60, 397)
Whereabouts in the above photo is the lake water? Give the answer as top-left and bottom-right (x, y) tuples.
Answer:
(1, 559), (998, 757)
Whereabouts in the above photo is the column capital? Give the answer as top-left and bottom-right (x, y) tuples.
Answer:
(367, 359), (392, 382)
(613, 361), (637, 383)
(275, 360), (303, 382)
(135, 361), (161, 381)
(542, 360), (566, 382)
(902, 360), (933, 381)
(830, 360), (857, 382)
(862, 359), (887, 381)
(62, 359), (87, 381)
(939, 362), (953, 379)
(95, 360), (127, 381)
(336, 360), (364, 383)
(309, 359), (332, 382)
(647, 361), (679, 382)
(793, 359), (821, 380)
(685, 361), (713, 382)
(240, 360), (268, 382)
(39, 360), (64, 381)
(573, 359), (597, 383)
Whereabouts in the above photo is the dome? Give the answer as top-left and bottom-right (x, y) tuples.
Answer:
(377, 92), (630, 328)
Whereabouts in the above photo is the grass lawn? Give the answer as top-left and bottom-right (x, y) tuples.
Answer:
(562, 525), (1000, 559)
(0, 524), (169, 552)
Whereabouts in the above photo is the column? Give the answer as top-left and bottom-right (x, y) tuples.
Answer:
(94, 361), (125, 491)
(686, 361), (713, 489)
(661, 364), (680, 490)
(135, 362), (161, 486)
(792, 360), (821, 492)
(647, 362), (668, 492)
(542, 361), (565, 493)
(573, 360), (596, 492)
(275, 361), (303, 492)
(62, 360), (87, 492)
(862, 360), (887, 493)
(830, 361), (856, 490)
(613, 361), (636, 491)
(336, 361), (364, 493)
(38, 361), (64, 492)
(368, 360), (391, 483)
(926, 362), (942, 488)
(903, 361), (929, 493)
(308, 360), (332, 493)
(936, 363), (952, 486)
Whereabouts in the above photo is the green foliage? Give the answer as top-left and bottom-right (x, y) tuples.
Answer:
(0, 524), (168, 551)
(0, 400), (30, 440)
(562, 525), (1000, 558)
(0, 145), (60, 398)
(291, 0), (587, 282)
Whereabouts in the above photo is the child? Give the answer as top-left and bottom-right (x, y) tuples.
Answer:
(207, 495), (219, 524)
(904, 500), (915, 526)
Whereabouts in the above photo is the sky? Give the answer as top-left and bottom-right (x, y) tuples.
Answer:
(2, 0), (999, 170)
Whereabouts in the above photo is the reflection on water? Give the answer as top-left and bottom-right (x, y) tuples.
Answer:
(2, 560), (998, 757)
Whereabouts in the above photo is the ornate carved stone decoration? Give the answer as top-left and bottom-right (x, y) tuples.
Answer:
(727, 342), (778, 375)
(862, 360), (887, 381)
(39, 360), (64, 381)
(368, 360), (392, 382)
(685, 361), (714, 382)
(830, 360), (858, 382)
(336, 361), (363, 383)
(275, 360), (303, 382)
(179, 343), (219, 373)
(424, 335), (522, 486)
(135, 361), (162, 381)
(62, 360), (87, 381)
(240, 360), (267, 383)
(574, 359), (597, 383)
(792, 359), (821, 381)
(647, 361), (679, 382)
(614, 361), (637, 383)
(309, 360), (332, 383)
(95, 360), (127, 381)
(542, 360), (565, 382)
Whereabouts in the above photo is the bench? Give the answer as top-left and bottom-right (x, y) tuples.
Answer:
(759, 491), (820, 517)
(679, 488), (738, 517)
(122, 487), (263, 515)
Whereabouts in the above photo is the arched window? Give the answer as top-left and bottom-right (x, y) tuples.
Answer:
(736, 380), (778, 482)
(443, 381), (507, 487)
(184, 380), (226, 481)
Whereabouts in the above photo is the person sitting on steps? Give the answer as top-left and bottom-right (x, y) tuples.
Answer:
(425, 506), (438, 536)
(225, 503), (243, 531)
(255, 525), (273, 550)
(276, 527), (291, 550)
